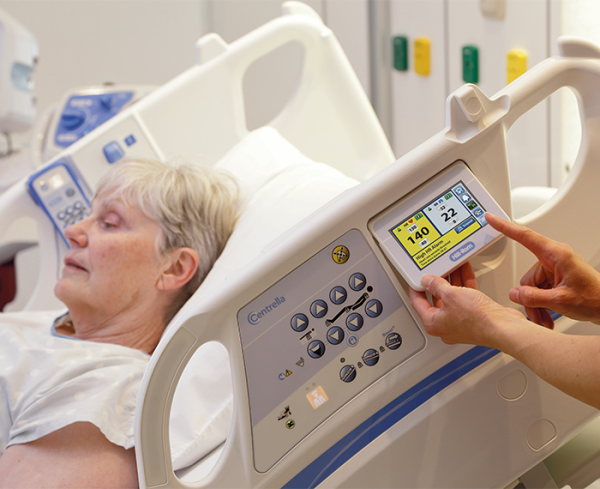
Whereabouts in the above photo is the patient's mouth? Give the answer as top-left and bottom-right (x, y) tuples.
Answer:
(64, 257), (86, 272)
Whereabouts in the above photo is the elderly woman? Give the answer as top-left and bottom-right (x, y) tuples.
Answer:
(0, 158), (239, 488)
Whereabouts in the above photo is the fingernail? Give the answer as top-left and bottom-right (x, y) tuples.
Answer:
(509, 288), (519, 301)
(421, 275), (434, 290)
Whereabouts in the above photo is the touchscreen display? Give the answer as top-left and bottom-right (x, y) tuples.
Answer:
(389, 181), (487, 270)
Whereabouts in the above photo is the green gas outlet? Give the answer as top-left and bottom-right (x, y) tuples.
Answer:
(393, 36), (408, 71)
(462, 45), (479, 84)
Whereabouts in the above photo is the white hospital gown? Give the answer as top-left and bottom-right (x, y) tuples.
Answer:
(0, 310), (149, 454)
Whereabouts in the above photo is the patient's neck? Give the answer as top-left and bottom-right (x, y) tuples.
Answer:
(60, 304), (166, 355)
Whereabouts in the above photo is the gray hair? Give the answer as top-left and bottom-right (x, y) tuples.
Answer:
(94, 158), (239, 323)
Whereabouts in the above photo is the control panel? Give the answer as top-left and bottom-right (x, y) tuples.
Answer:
(27, 161), (91, 246)
(238, 229), (425, 472)
(54, 91), (134, 149)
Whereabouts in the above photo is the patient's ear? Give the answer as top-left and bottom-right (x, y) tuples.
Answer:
(157, 247), (199, 291)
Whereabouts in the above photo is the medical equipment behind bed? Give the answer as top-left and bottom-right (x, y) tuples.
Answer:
(135, 34), (600, 489)
(0, 8), (37, 194)
(0, 9), (37, 135)
(31, 84), (156, 167)
(0, 83), (156, 311)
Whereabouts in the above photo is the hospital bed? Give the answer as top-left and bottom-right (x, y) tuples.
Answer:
(0, 2), (599, 487)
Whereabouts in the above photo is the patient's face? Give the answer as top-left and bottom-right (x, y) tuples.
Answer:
(54, 192), (164, 320)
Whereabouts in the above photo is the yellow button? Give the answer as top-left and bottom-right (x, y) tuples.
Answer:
(332, 245), (349, 264)
(414, 37), (430, 76)
(507, 49), (527, 84)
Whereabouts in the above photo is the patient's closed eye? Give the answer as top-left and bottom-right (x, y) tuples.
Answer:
(101, 213), (121, 229)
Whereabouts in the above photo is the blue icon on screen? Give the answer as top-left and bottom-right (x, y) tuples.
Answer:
(456, 217), (475, 233)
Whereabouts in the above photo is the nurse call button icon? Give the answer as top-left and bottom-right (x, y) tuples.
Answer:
(307, 386), (329, 409)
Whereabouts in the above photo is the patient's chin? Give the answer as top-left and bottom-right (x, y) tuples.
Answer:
(53, 278), (74, 305)
(53, 281), (64, 302)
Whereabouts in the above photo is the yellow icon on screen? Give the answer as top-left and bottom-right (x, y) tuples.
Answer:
(392, 214), (441, 257)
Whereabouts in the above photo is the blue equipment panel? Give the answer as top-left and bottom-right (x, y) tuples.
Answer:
(54, 91), (134, 148)
(27, 161), (91, 246)
(238, 229), (426, 472)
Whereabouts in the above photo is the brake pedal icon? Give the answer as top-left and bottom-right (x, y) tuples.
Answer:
(278, 406), (292, 421)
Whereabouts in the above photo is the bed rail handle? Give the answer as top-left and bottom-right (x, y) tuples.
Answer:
(442, 36), (600, 276)
(282, 1), (324, 22)
(136, 309), (247, 489)
(195, 34), (228, 66)
(499, 37), (600, 128)
(446, 37), (600, 144)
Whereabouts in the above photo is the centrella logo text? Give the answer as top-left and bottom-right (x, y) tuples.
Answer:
(248, 296), (286, 325)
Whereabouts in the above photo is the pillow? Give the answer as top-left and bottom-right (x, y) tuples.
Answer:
(168, 127), (359, 471)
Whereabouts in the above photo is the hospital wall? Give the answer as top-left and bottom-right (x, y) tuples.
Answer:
(389, 0), (563, 190)
(0, 0), (597, 192)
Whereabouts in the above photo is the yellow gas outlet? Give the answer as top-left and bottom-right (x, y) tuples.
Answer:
(507, 49), (527, 84)
(414, 38), (430, 76)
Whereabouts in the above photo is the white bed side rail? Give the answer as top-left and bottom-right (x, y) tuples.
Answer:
(137, 37), (600, 488)
(495, 37), (600, 274)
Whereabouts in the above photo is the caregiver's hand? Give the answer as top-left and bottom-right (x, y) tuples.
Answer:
(409, 262), (527, 348)
(486, 213), (600, 328)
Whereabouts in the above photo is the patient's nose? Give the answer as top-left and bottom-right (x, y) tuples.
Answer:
(64, 217), (89, 247)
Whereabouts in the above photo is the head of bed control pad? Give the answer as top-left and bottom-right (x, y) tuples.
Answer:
(27, 161), (92, 246)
